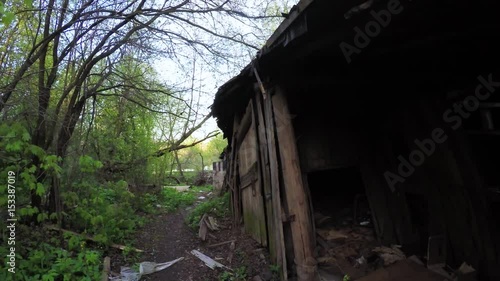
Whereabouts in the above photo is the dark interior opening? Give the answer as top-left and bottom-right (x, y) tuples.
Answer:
(308, 166), (371, 226)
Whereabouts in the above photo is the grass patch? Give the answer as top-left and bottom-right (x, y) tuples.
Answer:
(186, 192), (230, 229)
(161, 187), (197, 212)
(218, 266), (247, 281)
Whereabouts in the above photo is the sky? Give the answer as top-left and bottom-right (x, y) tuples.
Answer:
(151, 0), (296, 140)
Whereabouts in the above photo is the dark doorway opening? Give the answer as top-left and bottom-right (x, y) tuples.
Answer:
(308, 166), (370, 226)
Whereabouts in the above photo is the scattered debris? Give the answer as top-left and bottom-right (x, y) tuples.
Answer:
(207, 216), (220, 230)
(102, 257), (111, 281)
(317, 256), (337, 264)
(318, 268), (344, 281)
(427, 235), (453, 280)
(109, 258), (184, 281)
(207, 240), (236, 248)
(164, 185), (190, 192)
(199, 215), (209, 241)
(199, 196), (206, 200)
(315, 222), (378, 280)
(407, 255), (424, 266)
(317, 228), (349, 241)
(316, 235), (330, 251)
(356, 260), (450, 281)
(139, 258), (185, 275)
(191, 249), (231, 270)
(356, 256), (367, 266)
(110, 267), (141, 281)
(372, 245), (406, 266)
(198, 214), (220, 241)
(314, 212), (333, 226)
(455, 262), (476, 281)
(227, 240), (236, 264)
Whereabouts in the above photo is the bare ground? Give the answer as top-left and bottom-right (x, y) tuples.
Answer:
(110, 198), (275, 281)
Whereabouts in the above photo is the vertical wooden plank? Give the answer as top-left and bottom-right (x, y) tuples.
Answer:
(230, 115), (241, 226)
(272, 86), (316, 281)
(254, 94), (277, 261)
(239, 101), (268, 247)
(263, 93), (288, 281)
(251, 100), (269, 247)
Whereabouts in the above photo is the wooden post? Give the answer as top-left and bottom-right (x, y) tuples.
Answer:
(272, 86), (316, 281)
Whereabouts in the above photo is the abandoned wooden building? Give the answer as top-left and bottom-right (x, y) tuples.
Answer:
(211, 0), (500, 280)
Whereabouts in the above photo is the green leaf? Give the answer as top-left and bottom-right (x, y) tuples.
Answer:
(37, 212), (48, 223)
(36, 182), (45, 196)
(21, 130), (31, 141)
(29, 145), (46, 158)
(2, 12), (15, 26)
(24, 0), (33, 7)
(5, 140), (22, 152)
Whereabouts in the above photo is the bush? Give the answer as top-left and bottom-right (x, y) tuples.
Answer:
(64, 179), (145, 245)
(186, 192), (230, 229)
(0, 242), (101, 281)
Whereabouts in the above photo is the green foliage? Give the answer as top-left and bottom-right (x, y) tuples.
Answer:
(79, 155), (103, 173)
(343, 274), (351, 281)
(186, 192), (230, 229)
(0, 243), (101, 281)
(0, 123), (61, 224)
(65, 179), (145, 245)
(161, 187), (196, 213)
(269, 264), (281, 280)
(269, 264), (280, 274)
(176, 133), (227, 173)
(218, 266), (247, 281)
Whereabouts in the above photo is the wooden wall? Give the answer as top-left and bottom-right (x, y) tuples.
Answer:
(225, 84), (499, 281)
(237, 103), (267, 246)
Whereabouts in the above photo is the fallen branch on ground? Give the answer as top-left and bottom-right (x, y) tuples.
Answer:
(45, 225), (144, 253)
(207, 240), (236, 248)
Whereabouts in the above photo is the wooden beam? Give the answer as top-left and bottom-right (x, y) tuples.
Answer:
(235, 102), (253, 149)
(272, 86), (316, 281)
(263, 91), (289, 281)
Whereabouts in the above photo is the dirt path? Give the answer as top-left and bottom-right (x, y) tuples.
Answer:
(136, 210), (211, 281)
(128, 201), (275, 281)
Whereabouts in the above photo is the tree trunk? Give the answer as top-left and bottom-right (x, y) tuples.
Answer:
(174, 151), (185, 181)
(199, 152), (204, 171)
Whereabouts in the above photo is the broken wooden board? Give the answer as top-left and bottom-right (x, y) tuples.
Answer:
(164, 185), (191, 192)
(317, 228), (349, 241)
(191, 250), (231, 270)
(199, 214), (209, 241)
(101, 257), (110, 281)
(355, 260), (451, 281)
(207, 240), (236, 248)
(372, 245), (406, 266)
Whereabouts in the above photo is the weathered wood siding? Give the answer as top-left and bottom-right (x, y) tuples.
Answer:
(238, 102), (267, 246)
